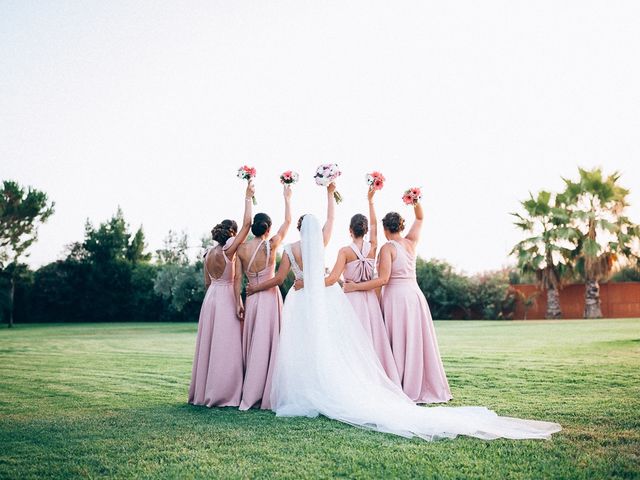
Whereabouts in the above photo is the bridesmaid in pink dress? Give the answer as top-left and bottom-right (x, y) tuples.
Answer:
(188, 181), (255, 407)
(235, 185), (293, 410)
(324, 187), (400, 385)
(344, 200), (452, 404)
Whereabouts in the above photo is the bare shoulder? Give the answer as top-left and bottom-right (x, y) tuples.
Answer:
(401, 237), (418, 253)
(380, 242), (394, 252)
(379, 242), (396, 259)
(290, 241), (303, 258)
(339, 246), (355, 261)
(236, 242), (250, 257)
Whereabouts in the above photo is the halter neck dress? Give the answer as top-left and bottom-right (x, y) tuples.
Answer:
(343, 241), (401, 386)
(381, 240), (452, 403)
(189, 237), (244, 407)
(239, 240), (283, 410)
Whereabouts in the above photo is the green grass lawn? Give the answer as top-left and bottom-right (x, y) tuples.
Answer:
(1, 319), (639, 479)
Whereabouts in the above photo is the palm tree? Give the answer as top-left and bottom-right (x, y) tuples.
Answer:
(510, 190), (578, 319)
(561, 168), (640, 318)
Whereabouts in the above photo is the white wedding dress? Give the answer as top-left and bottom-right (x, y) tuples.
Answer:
(271, 215), (561, 441)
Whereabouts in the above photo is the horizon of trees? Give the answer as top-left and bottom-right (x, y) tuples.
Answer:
(2, 168), (640, 325)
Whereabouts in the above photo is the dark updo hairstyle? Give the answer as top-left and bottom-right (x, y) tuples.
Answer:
(382, 212), (405, 233)
(211, 219), (238, 245)
(297, 214), (307, 231)
(349, 214), (368, 238)
(251, 213), (272, 237)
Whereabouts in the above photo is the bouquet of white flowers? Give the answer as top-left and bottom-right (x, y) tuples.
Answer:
(314, 163), (342, 203)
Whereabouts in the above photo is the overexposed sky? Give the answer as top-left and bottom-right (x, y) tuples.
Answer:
(2, 1), (639, 273)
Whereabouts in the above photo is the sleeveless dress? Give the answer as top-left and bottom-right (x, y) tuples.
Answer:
(343, 242), (401, 386)
(188, 237), (243, 407)
(239, 240), (283, 410)
(381, 240), (452, 404)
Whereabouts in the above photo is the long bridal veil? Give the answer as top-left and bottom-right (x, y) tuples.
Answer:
(270, 215), (561, 441)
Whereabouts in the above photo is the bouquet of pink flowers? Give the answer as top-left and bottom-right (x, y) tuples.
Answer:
(237, 165), (257, 205)
(314, 163), (342, 203)
(280, 170), (299, 185)
(366, 171), (385, 191)
(402, 187), (422, 206)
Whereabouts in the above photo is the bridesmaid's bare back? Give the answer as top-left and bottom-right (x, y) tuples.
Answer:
(206, 247), (229, 279)
(238, 239), (276, 274)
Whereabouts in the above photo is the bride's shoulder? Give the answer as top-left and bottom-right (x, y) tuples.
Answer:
(283, 242), (297, 254)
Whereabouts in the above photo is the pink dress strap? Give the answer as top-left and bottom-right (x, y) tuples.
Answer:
(389, 239), (413, 257)
(346, 242), (375, 283)
(349, 241), (372, 260)
(203, 248), (215, 281)
(221, 236), (235, 263)
(247, 240), (266, 272)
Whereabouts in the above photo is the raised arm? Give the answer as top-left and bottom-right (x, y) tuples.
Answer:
(324, 249), (348, 287)
(270, 185), (292, 247)
(323, 184), (336, 246)
(368, 188), (378, 254)
(226, 181), (255, 257)
(246, 253), (291, 296)
(404, 201), (423, 245)
(343, 243), (393, 292)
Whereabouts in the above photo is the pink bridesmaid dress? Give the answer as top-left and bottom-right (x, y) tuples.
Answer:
(344, 242), (401, 386)
(381, 240), (452, 404)
(188, 237), (243, 407)
(239, 240), (282, 410)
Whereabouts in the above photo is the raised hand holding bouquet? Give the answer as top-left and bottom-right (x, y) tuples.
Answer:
(280, 170), (299, 185)
(402, 187), (422, 206)
(314, 163), (342, 203)
(366, 171), (385, 191)
(237, 165), (257, 205)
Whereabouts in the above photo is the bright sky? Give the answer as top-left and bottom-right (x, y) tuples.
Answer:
(2, 1), (639, 273)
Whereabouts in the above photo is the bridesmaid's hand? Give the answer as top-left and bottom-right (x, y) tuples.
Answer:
(283, 184), (292, 200)
(367, 187), (375, 202)
(246, 181), (256, 199)
(343, 281), (357, 293)
(246, 284), (256, 297)
(236, 302), (245, 320)
(294, 279), (304, 290)
(327, 182), (336, 195)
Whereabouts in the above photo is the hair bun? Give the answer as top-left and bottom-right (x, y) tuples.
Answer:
(251, 213), (272, 237)
(350, 214), (369, 238)
(382, 212), (405, 233)
(211, 219), (238, 244)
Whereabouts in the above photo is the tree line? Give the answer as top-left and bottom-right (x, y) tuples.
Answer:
(0, 184), (517, 325)
(1, 168), (639, 326)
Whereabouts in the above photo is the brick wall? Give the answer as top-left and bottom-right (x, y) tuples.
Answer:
(511, 282), (640, 319)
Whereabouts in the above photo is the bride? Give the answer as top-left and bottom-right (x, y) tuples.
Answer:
(249, 206), (561, 441)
